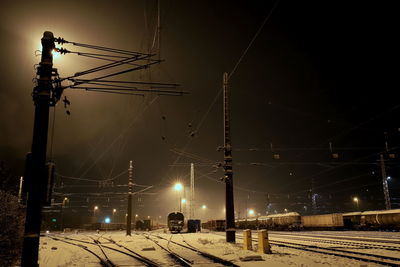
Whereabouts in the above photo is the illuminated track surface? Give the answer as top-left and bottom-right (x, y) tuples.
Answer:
(268, 232), (400, 251)
(269, 231), (400, 245)
(49, 234), (161, 266)
(226, 231), (400, 267)
(142, 233), (240, 267)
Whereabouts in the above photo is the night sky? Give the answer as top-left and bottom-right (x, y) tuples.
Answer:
(0, 0), (398, 222)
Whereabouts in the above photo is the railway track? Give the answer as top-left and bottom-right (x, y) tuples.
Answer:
(270, 231), (400, 245)
(268, 233), (400, 251)
(49, 233), (161, 266)
(47, 235), (116, 267)
(143, 232), (240, 267)
(231, 232), (400, 266)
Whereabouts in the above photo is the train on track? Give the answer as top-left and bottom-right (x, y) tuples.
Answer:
(202, 209), (400, 231)
(167, 212), (184, 233)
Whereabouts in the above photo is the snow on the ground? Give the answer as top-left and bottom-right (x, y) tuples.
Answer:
(39, 230), (395, 266)
(39, 237), (99, 267)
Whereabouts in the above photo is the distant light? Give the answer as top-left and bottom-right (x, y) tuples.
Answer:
(202, 205), (207, 209)
(353, 197), (358, 202)
(387, 176), (391, 180)
(94, 206), (98, 210)
(45, 230), (50, 234)
(284, 208), (288, 213)
(113, 209), (117, 212)
(147, 216), (150, 219)
(135, 214), (139, 217)
(51, 218), (57, 222)
(174, 183), (183, 191)
(181, 198), (186, 204)
(248, 209), (255, 216)
(104, 217), (111, 224)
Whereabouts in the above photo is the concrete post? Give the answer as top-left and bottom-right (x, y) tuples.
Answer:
(243, 229), (252, 250)
(258, 230), (271, 254)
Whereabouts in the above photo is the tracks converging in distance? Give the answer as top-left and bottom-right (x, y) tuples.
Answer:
(141, 232), (240, 267)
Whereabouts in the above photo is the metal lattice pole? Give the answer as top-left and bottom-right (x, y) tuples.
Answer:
(190, 163), (194, 219)
(379, 154), (391, 210)
(223, 72), (235, 243)
(126, 160), (133, 235)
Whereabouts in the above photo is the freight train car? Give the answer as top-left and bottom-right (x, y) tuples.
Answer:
(301, 213), (344, 229)
(236, 212), (301, 230)
(343, 212), (362, 229)
(135, 219), (153, 231)
(263, 212), (301, 230)
(360, 209), (400, 230)
(202, 220), (226, 231)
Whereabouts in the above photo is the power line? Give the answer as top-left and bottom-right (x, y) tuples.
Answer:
(228, 0), (281, 80)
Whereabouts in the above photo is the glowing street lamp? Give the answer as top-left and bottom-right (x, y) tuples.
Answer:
(94, 206), (99, 217)
(174, 183), (183, 212)
(353, 197), (359, 210)
(248, 209), (255, 216)
(202, 204), (207, 209)
(112, 209), (117, 222)
(174, 183), (183, 191)
(181, 198), (187, 204)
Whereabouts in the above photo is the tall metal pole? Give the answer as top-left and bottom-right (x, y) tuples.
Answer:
(379, 154), (391, 210)
(223, 72), (235, 243)
(18, 176), (24, 203)
(191, 163), (195, 218)
(126, 160), (133, 235)
(21, 31), (55, 267)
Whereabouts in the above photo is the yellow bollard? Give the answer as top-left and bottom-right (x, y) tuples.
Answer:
(243, 229), (252, 250)
(258, 230), (271, 254)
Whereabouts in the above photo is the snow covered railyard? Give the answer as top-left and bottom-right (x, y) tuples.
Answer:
(39, 230), (400, 267)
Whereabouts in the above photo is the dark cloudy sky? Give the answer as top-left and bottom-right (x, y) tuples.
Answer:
(0, 0), (398, 220)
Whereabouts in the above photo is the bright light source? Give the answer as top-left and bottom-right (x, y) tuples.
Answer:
(284, 208), (288, 213)
(387, 176), (391, 180)
(353, 197), (358, 202)
(52, 49), (60, 59)
(45, 230), (50, 234)
(113, 209), (117, 213)
(248, 209), (255, 216)
(94, 206), (98, 210)
(147, 216), (150, 219)
(181, 198), (186, 204)
(135, 214), (138, 217)
(104, 217), (111, 224)
(202, 204), (207, 209)
(174, 183), (183, 191)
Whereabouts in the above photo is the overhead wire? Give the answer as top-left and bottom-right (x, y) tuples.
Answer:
(228, 0), (281, 80)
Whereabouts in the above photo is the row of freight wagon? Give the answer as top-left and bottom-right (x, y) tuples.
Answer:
(236, 209), (400, 230)
(202, 209), (400, 231)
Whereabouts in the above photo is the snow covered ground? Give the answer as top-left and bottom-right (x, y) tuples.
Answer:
(38, 229), (400, 266)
